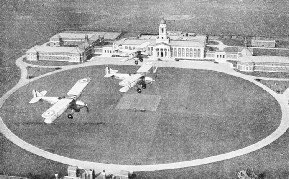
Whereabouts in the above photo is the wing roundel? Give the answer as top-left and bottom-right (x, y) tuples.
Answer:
(79, 78), (89, 83)
(42, 110), (56, 118)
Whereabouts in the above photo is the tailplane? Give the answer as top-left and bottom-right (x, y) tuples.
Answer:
(29, 89), (47, 103)
(104, 67), (118, 77)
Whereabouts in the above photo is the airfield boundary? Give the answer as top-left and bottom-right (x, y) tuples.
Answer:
(0, 56), (289, 174)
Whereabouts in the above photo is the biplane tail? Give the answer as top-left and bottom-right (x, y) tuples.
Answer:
(104, 67), (118, 77)
(29, 89), (47, 103)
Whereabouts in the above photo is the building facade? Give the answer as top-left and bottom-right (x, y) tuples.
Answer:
(251, 38), (276, 48)
(26, 46), (85, 62)
(113, 19), (205, 60)
(49, 32), (102, 47)
(237, 56), (289, 72)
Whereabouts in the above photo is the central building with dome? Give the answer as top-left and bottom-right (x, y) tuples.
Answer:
(112, 19), (206, 60)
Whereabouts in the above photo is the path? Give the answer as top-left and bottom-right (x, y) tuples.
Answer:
(1, 56), (289, 175)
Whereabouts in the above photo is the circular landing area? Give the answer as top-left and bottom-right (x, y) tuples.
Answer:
(0, 65), (281, 165)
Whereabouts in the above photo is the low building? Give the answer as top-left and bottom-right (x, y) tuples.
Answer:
(49, 31), (121, 47)
(64, 166), (93, 179)
(237, 55), (289, 72)
(49, 32), (102, 47)
(0, 175), (27, 179)
(204, 47), (244, 62)
(102, 45), (114, 57)
(26, 46), (85, 62)
(26, 33), (96, 62)
(251, 37), (276, 48)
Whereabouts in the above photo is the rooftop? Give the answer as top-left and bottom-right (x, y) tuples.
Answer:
(114, 38), (204, 47)
(114, 38), (156, 46)
(50, 33), (96, 40)
(239, 56), (289, 64)
(26, 45), (84, 54)
(160, 18), (166, 24)
(50, 31), (121, 41)
(169, 40), (204, 47)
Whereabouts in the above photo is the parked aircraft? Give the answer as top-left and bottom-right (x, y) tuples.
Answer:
(29, 78), (91, 124)
(119, 42), (150, 65)
(104, 63), (157, 93)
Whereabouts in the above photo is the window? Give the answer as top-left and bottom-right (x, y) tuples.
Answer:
(194, 49), (197, 57)
(125, 46), (128, 49)
(178, 48), (181, 57)
(156, 48), (159, 57)
(182, 48), (185, 57)
(173, 48), (177, 57)
(190, 48), (193, 57)
(186, 48), (189, 57)
(197, 49), (201, 57)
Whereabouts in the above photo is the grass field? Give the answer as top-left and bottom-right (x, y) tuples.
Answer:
(26, 66), (59, 79)
(0, 134), (68, 177)
(236, 69), (289, 79)
(256, 80), (289, 94)
(23, 58), (80, 67)
(0, 65), (281, 166)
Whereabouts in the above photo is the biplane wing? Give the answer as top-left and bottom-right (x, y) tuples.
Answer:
(41, 98), (73, 124)
(67, 78), (91, 99)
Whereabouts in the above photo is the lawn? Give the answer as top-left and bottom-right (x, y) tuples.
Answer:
(256, 79), (289, 94)
(23, 58), (80, 67)
(0, 134), (68, 177)
(236, 69), (289, 79)
(26, 66), (59, 79)
(0, 65), (281, 166)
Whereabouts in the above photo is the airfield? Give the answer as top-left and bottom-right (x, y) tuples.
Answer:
(0, 58), (283, 168)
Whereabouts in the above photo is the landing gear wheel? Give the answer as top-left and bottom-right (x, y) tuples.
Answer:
(139, 58), (143, 62)
(142, 84), (146, 89)
(67, 114), (73, 119)
(135, 60), (138, 65)
(137, 88), (142, 93)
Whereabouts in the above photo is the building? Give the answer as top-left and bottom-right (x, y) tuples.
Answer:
(205, 46), (249, 62)
(49, 32), (102, 47)
(26, 46), (85, 62)
(237, 49), (289, 72)
(63, 166), (130, 179)
(113, 19), (206, 60)
(26, 33), (96, 62)
(49, 31), (121, 47)
(251, 37), (276, 48)
(0, 175), (27, 179)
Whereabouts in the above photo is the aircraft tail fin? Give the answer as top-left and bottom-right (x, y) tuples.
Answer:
(153, 66), (158, 73)
(29, 89), (47, 103)
(104, 67), (118, 77)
